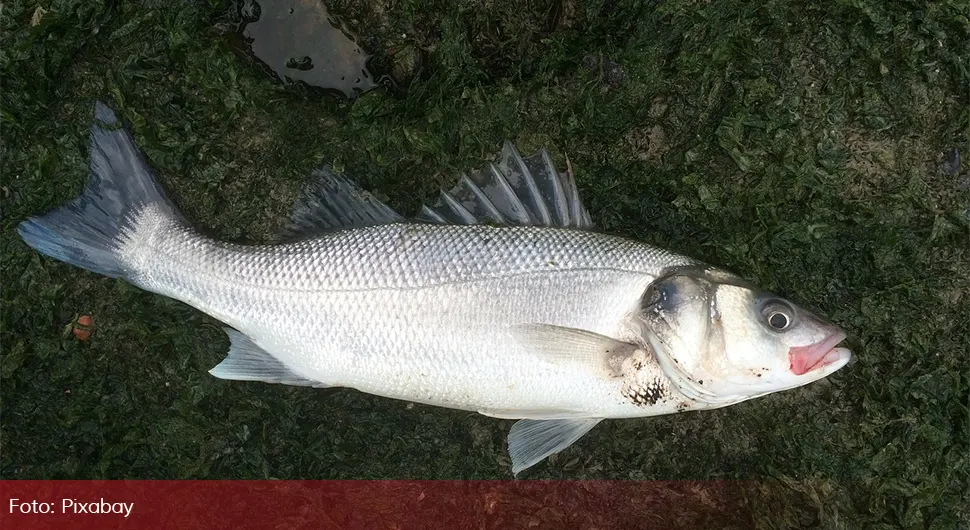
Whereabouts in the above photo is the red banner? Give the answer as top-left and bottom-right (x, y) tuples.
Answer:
(2, 480), (757, 529)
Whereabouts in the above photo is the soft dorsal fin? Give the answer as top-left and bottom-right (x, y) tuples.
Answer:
(279, 167), (405, 239)
(416, 142), (594, 228)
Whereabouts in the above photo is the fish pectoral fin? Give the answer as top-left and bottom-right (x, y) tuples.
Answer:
(511, 323), (638, 377)
(209, 328), (330, 388)
(277, 167), (405, 240)
(507, 418), (603, 475)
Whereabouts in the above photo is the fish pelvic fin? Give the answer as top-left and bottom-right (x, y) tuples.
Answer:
(16, 101), (184, 279)
(416, 141), (594, 229)
(508, 418), (603, 475)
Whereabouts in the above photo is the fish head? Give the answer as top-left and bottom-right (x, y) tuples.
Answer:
(634, 266), (851, 405)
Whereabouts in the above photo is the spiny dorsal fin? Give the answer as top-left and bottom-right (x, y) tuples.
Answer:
(209, 328), (330, 387)
(279, 167), (405, 239)
(416, 142), (593, 228)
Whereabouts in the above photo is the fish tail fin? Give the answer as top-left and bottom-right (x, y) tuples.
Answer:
(16, 101), (184, 279)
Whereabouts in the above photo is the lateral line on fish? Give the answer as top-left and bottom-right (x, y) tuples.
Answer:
(145, 255), (659, 294)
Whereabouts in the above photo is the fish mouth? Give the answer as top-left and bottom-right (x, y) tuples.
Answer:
(788, 331), (850, 376)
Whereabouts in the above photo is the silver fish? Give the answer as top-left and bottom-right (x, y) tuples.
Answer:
(18, 102), (852, 474)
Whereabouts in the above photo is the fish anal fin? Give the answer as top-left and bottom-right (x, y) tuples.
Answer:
(209, 328), (329, 388)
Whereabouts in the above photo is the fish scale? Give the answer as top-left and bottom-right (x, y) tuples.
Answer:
(141, 220), (693, 292)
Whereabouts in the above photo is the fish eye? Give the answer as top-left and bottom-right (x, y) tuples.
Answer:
(761, 301), (794, 331)
(768, 311), (790, 329)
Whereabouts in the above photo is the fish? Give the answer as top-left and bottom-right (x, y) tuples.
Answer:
(17, 102), (852, 474)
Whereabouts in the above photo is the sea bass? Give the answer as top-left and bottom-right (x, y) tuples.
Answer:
(17, 102), (852, 474)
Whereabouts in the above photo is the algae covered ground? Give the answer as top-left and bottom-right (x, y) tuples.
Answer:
(2, 0), (968, 528)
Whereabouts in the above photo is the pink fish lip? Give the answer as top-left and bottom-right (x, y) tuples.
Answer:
(788, 331), (849, 376)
